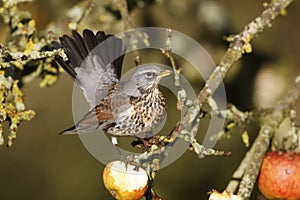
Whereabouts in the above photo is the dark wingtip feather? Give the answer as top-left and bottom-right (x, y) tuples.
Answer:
(72, 30), (88, 59)
(52, 38), (78, 81)
(95, 31), (108, 43)
(52, 29), (126, 81)
(83, 29), (98, 50)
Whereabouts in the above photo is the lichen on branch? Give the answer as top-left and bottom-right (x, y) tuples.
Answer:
(0, 72), (35, 146)
(0, 0), (61, 146)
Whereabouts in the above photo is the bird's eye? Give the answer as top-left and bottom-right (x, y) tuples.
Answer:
(145, 72), (154, 79)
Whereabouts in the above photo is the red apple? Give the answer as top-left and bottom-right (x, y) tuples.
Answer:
(258, 151), (300, 200)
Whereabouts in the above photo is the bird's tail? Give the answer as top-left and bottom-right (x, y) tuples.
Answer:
(59, 125), (78, 135)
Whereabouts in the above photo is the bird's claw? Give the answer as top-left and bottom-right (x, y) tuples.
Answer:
(120, 155), (141, 171)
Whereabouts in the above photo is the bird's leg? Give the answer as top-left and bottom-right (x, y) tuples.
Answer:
(111, 136), (128, 165)
(119, 154), (141, 171)
(111, 136), (122, 155)
(111, 136), (141, 170)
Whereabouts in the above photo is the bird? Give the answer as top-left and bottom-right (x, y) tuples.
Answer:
(52, 29), (171, 145)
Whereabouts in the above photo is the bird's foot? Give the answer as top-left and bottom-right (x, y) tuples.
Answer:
(120, 154), (141, 171)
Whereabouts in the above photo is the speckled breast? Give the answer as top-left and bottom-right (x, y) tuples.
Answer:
(107, 87), (167, 136)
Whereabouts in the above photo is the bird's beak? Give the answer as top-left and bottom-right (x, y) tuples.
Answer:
(158, 69), (172, 78)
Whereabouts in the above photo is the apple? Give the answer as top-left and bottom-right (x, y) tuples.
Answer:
(103, 161), (148, 200)
(258, 151), (300, 200)
(208, 190), (242, 200)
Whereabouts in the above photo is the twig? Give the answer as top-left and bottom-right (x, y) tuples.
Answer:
(113, 0), (142, 65)
(160, 29), (229, 158)
(209, 104), (252, 143)
(113, 0), (132, 29)
(197, 0), (293, 106)
(161, 28), (188, 110)
(0, 0), (32, 8)
(67, 0), (95, 30)
(0, 46), (65, 68)
(42, 0), (105, 36)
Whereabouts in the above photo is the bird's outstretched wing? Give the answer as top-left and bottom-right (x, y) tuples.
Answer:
(52, 29), (126, 107)
(58, 83), (133, 135)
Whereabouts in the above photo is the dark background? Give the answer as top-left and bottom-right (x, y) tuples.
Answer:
(1, 0), (300, 199)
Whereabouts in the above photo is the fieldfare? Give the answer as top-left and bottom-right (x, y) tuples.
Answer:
(52, 29), (171, 144)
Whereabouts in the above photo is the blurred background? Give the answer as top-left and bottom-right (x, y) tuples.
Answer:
(1, 0), (300, 199)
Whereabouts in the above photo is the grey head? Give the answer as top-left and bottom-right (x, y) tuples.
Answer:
(123, 65), (172, 97)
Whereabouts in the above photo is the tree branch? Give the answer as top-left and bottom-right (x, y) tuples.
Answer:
(197, 0), (293, 106)
(233, 76), (300, 199)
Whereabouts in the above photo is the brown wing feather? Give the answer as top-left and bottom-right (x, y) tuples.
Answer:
(95, 100), (114, 121)
(59, 102), (115, 135)
(59, 84), (119, 135)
